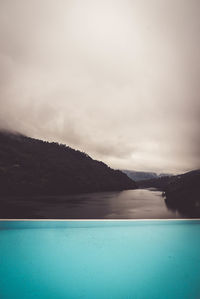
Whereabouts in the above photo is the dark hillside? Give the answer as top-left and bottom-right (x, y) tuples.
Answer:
(0, 131), (137, 196)
(138, 169), (200, 217)
(138, 176), (173, 190)
(164, 170), (200, 217)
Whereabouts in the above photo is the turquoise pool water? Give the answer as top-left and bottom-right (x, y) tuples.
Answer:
(0, 220), (200, 299)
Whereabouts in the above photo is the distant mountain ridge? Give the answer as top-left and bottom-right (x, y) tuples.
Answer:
(0, 131), (137, 196)
(122, 169), (171, 182)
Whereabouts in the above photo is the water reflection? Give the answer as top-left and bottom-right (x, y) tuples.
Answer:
(164, 197), (200, 218)
(0, 189), (183, 219)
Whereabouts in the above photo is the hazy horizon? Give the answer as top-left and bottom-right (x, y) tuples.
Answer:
(0, 0), (200, 174)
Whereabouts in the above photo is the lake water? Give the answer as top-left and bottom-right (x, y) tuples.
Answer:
(0, 220), (200, 299)
(0, 189), (183, 218)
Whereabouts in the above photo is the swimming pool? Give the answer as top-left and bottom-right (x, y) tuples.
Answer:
(0, 220), (200, 299)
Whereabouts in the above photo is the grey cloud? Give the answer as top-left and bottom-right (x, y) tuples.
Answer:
(0, 0), (200, 173)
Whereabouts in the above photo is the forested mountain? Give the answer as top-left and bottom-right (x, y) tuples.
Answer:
(0, 131), (137, 196)
(122, 170), (157, 181)
(138, 175), (173, 189)
(138, 169), (200, 217)
(122, 170), (171, 182)
(164, 170), (200, 217)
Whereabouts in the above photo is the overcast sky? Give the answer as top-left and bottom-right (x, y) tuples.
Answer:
(0, 0), (199, 173)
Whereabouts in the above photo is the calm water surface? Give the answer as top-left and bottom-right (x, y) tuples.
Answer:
(34, 189), (182, 218)
(0, 220), (200, 299)
(0, 189), (184, 218)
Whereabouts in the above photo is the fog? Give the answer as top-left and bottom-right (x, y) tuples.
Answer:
(0, 0), (199, 173)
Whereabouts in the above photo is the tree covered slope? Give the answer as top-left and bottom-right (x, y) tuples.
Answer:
(164, 170), (200, 216)
(0, 131), (137, 196)
(138, 169), (200, 217)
